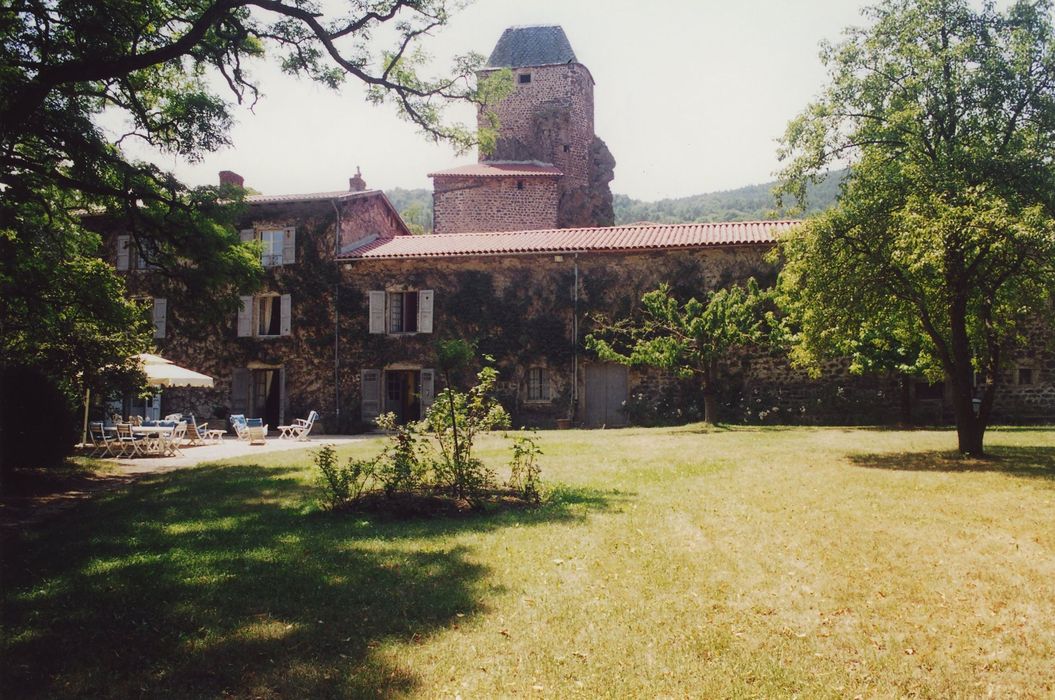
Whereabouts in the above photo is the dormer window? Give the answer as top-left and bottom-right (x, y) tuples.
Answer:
(518, 73), (531, 84)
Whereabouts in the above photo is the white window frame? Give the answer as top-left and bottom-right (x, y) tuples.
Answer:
(243, 227), (296, 267)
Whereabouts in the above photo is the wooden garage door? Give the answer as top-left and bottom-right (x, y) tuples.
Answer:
(584, 363), (628, 428)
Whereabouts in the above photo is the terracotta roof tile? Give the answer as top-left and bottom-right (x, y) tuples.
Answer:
(340, 221), (799, 260)
(245, 188), (381, 204)
(428, 162), (563, 178)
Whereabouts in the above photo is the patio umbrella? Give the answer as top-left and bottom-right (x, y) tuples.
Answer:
(135, 353), (214, 388)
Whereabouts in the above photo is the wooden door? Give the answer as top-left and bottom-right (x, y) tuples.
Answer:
(584, 363), (628, 427)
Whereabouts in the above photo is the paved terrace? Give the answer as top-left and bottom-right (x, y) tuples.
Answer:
(111, 434), (381, 475)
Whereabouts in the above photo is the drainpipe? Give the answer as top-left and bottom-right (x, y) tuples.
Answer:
(332, 198), (342, 429)
(573, 253), (579, 421)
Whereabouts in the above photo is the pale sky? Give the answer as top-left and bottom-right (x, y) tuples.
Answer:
(122, 0), (875, 201)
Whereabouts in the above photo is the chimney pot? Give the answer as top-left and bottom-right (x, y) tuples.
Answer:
(348, 166), (367, 192)
(219, 170), (245, 188)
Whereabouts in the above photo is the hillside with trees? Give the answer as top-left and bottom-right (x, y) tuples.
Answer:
(386, 171), (844, 232)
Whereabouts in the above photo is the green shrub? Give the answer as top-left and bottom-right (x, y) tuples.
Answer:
(374, 413), (427, 497)
(508, 433), (543, 503)
(0, 366), (77, 473)
(313, 445), (375, 509)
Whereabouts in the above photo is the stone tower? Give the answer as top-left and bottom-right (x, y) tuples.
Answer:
(431, 25), (615, 234)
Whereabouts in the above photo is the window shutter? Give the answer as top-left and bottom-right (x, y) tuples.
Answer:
(420, 369), (435, 416)
(279, 367), (287, 427)
(361, 369), (381, 422)
(280, 294), (292, 336)
(282, 227), (296, 264)
(240, 229), (254, 243)
(237, 296), (253, 337)
(230, 368), (250, 414)
(368, 291), (386, 334)
(152, 298), (167, 339)
(418, 289), (434, 334)
(116, 235), (130, 270)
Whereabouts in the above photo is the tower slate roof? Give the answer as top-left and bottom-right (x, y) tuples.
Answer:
(486, 25), (577, 68)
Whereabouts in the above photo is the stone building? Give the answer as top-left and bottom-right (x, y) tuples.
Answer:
(431, 25), (615, 234)
(99, 24), (1055, 431)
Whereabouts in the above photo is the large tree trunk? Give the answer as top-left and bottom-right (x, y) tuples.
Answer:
(899, 373), (913, 426)
(947, 308), (986, 456)
(701, 360), (719, 425)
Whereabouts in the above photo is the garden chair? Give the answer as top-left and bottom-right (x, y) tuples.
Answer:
(277, 410), (318, 441)
(88, 421), (117, 458)
(229, 414), (249, 441)
(115, 422), (147, 457)
(191, 415), (225, 444)
(246, 417), (267, 445)
(164, 413), (183, 422)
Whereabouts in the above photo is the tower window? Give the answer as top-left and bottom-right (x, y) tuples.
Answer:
(563, 144), (570, 153)
(516, 180), (525, 190)
(518, 73), (531, 84)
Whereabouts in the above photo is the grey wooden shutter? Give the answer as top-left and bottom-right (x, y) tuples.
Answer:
(368, 291), (386, 334)
(116, 235), (130, 270)
(239, 229), (254, 243)
(361, 369), (381, 422)
(418, 289), (434, 333)
(237, 296), (253, 337)
(420, 369), (435, 417)
(279, 367), (287, 427)
(280, 294), (292, 336)
(152, 298), (167, 339)
(282, 227), (296, 264)
(231, 368), (250, 414)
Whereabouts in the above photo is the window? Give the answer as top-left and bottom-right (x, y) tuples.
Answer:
(562, 144), (571, 153)
(1018, 367), (1034, 385)
(527, 367), (551, 402)
(518, 73), (531, 84)
(116, 235), (159, 271)
(237, 294), (291, 337)
(516, 180), (525, 190)
(368, 290), (433, 335)
(257, 296), (282, 336)
(259, 230), (284, 267)
(240, 227), (296, 266)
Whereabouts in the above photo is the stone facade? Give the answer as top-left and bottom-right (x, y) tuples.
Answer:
(432, 174), (559, 233)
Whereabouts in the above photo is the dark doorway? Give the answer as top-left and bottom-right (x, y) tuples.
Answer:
(251, 369), (281, 429)
(385, 370), (421, 425)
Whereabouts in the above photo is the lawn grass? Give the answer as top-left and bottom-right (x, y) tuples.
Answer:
(3, 426), (1054, 698)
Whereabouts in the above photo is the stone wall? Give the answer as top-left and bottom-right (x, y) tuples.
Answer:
(104, 194), (407, 433)
(432, 175), (559, 234)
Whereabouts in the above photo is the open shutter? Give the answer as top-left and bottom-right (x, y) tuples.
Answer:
(116, 235), (130, 270)
(279, 367), (287, 427)
(280, 294), (292, 336)
(361, 369), (381, 423)
(152, 298), (167, 339)
(418, 289), (434, 334)
(420, 369), (435, 417)
(240, 229), (254, 243)
(368, 291), (386, 334)
(230, 368), (250, 414)
(282, 227), (296, 264)
(237, 296), (252, 337)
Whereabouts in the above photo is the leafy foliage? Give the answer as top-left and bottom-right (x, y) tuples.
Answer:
(587, 280), (774, 424)
(507, 434), (543, 504)
(776, 0), (1055, 454)
(1, 0), (509, 419)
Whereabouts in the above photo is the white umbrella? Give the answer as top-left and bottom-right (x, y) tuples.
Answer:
(135, 353), (214, 388)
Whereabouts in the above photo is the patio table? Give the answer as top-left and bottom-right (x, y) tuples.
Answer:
(132, 425), (179, 456)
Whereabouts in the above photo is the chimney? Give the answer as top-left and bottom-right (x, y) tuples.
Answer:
(348, 166), (367, 192)
(219, 170), (245, 188)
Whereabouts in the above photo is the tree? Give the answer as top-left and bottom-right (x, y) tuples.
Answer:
(776, 0), (1055, 455)
(1, 1), (506, 404)
(586, 280), (773, 425)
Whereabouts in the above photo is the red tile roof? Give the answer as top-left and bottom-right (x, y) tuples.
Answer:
(428, 162), (563, 178)
(245, 188), (382, 204)
(340, 221), (799, 260)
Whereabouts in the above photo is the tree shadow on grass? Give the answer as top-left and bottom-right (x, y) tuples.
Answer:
(847, 446), (1055, 481)
(1, 464), (621, 699)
